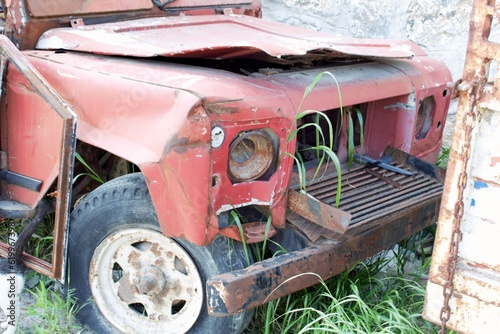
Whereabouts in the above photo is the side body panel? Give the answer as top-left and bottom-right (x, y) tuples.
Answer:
(2, 67), (64, 206)
(16, 51), (297, 245)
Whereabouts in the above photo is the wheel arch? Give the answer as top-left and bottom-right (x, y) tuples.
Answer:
(67, 172), (252, 334)
(73, 132), (218, 245)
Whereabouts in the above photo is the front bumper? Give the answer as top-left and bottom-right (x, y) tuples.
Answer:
(207, 149), (444, 315)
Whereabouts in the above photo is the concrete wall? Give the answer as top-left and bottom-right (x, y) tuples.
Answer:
(262, 0), (472, 82)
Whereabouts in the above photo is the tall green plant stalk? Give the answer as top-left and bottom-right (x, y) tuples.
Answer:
(73, 152), (105, 184)
(346, 107), (365, 170)
(347, 109), (355, 170)
(288, 71), (348, 207)
(229, 210), (251, 265)
(354, 107), (365, 146)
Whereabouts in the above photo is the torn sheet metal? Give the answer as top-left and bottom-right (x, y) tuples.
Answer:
(287, 189), (351, 234)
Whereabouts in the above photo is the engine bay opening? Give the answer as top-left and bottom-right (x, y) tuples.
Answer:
(157, 53), (370, 76)
(295, 105), (367, 164)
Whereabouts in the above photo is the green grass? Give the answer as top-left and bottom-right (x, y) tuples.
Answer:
(436, 146), (450, 168)
(23, 274), (89, 334)
(0, 217), (54, 262)
(246, 232), (444, 334)
(0, 219), (87, 333)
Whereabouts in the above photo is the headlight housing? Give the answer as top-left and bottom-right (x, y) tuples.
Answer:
(415, 96), (436, 140)
(228, 130), (276, 182)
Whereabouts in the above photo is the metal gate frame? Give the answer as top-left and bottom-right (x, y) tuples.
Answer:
(0, 35), (77, 281)
(423, 0), (500, 332)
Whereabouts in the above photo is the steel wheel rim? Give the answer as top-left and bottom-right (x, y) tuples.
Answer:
(89, 228), (203, 334)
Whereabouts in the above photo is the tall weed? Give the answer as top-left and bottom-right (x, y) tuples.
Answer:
(289, 71), (364, 207)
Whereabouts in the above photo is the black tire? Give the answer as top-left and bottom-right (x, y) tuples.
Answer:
(67, 173), (251, 334)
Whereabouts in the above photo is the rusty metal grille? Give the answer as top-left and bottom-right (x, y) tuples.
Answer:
(292, 162), (443, 227)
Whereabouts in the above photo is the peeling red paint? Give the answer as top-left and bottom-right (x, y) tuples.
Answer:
(490, 156), (500, 167)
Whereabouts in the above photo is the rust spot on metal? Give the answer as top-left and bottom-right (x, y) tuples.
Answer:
(46, 190), (60, 198)
(150, 242), (161, 257)
(164, 135), (208, 155)
(204, 102), (240, 115)
(490, 157), (500, 167)
(219, 222), (277, 243)
(287, 189), (351, 234)
(363, 167), (402, 189)
(128, 251), (141, 270)
(466, 261), (489, 270)
(117, 272), (138, 303)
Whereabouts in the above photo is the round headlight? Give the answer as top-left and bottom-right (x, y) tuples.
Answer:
(228, 131), (274, 182)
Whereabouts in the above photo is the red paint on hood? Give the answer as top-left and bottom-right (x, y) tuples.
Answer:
(36, 15), (425, 60)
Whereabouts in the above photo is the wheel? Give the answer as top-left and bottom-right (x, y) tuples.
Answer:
(67, 173), (251, 334)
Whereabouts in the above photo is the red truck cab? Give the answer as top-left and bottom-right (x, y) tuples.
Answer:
(0, 1), (451, 333)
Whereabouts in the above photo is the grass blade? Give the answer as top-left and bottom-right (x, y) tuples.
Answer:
(347, 110), (355, 170)
(74, 152), (104, 184)
(354, 107), (365, 146)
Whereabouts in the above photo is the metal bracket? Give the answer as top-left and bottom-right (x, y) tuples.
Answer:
(0, 170), (43, 192)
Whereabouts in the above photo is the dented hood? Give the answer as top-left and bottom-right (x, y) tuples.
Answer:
(36, 15), (425, 60)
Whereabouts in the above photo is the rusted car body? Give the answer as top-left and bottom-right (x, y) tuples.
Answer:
(0, 0), (451, 333)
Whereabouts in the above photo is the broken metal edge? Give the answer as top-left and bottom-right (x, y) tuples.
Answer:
(287, 189), (351, 234)
(207, 196), (441, 316)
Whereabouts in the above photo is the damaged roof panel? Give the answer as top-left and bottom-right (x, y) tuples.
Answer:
(36, 15), (425, 60)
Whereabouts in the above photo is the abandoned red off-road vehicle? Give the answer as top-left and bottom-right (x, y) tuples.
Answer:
(0, 0), (451, 333)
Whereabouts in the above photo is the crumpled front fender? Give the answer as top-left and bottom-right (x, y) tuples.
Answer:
(24, 50), (295, 246)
